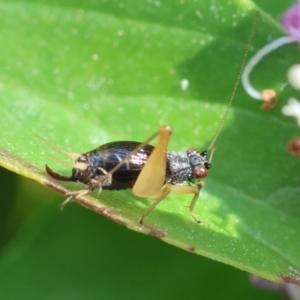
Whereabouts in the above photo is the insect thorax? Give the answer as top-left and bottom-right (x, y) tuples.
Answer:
(166, 150), (209, 184)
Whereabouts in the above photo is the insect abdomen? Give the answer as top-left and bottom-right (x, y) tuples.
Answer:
(88, 141), (154, 190)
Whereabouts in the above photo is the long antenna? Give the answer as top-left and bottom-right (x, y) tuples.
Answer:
(207, 12), (259, 151)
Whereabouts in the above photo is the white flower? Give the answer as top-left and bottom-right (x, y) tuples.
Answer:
(287, 64), (300, 90)
(282, 98), (300, 127)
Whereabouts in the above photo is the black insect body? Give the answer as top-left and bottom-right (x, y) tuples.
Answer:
(46, 137), (210, 197)
(46, 142), (210, 188)
(46, 126), (211, 224)
(47, 141), (155, 190)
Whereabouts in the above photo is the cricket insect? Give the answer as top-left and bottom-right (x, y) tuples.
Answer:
(46, 15), (257, 226)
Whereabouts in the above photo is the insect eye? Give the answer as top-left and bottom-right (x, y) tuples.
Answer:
(193, 165), (208, 178)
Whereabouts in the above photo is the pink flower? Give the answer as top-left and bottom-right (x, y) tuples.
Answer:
(282, 2), (300, 42)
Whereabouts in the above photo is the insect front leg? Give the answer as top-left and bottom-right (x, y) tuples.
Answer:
(162, 183), (204, 224)
(188, 182), (205, 224)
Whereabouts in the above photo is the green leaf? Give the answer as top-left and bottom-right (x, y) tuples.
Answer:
(0, 201), (279, 299)
(0, 0), (299, 285)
